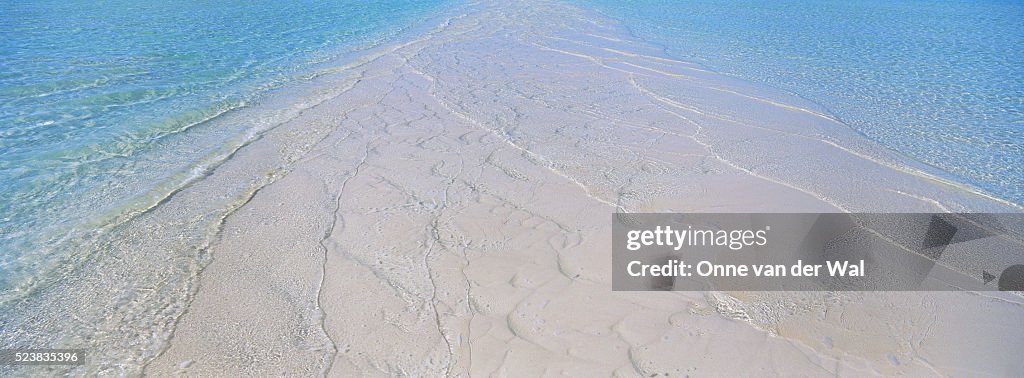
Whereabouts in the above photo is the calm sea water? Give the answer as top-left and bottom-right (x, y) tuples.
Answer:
(2, 0), (1021, 296)
(577, 0), (1024, 205)
(0, 0), (450, 290)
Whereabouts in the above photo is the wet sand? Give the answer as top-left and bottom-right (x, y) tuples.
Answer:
(137, 0), (1024, 376)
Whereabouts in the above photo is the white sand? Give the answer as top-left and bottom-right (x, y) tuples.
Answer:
(135, 0), (1024, 376)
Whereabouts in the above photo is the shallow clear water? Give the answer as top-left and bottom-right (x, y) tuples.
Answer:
(576, 0), (1024, 205)
(0, 0), (451, 290)
(2, 0), (1021, 294)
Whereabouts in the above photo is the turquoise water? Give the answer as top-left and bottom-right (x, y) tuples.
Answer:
(576, 0), (1024, 205)
(0, 0), (451, 291)
(3, 0), (1021, 296)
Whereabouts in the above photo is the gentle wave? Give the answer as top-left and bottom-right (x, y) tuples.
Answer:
(0, 0), (456, 295)
(574, 0), (1024, 206)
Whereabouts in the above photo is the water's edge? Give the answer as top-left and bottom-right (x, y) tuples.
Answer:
(3, 0), (1020, 374)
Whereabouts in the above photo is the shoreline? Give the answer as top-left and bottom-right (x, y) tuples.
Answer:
(147, 0), (1022, 375)
(0, 13), (474, 375)
(5, 0), (1022, 375)
(574, 0), (1024, 206)
(0, 0), (461, 308)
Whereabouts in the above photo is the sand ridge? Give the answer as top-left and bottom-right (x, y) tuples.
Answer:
(142, 0), (1023, 376)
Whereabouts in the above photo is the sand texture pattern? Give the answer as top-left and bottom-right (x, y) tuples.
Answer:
(137, 1), (1023, 376)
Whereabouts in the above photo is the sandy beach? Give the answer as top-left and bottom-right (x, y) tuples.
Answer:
(139, 1), (1023, 375)
(4, 0), (1021, 375)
